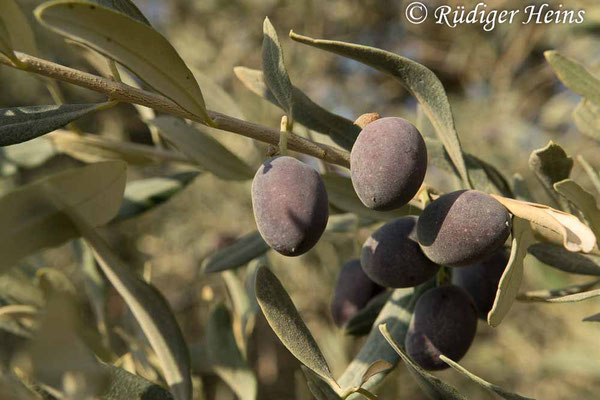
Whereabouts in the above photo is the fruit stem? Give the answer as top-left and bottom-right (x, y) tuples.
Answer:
(279, 115), (289, 156)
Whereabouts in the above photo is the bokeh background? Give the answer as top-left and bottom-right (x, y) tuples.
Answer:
(2, 0), (600, 399)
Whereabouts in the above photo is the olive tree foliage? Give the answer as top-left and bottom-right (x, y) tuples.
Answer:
(0, 1), (599, 400)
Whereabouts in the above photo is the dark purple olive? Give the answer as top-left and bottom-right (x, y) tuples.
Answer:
(252, 156), (329, 256)
(361, 216), (439, 288)
(452, 248), (509, 320)
(417, 190), (511, 267)
(331, 259), (384, 327)
(405, 285), (478, 370)
(350, 117), (427, 211)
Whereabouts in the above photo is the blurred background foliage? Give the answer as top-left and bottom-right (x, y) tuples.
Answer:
(2, 0), (600, 399)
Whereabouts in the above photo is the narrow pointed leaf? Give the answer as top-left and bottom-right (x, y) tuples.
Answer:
(254, 266), (336, 386)
(583, 313), (600, 323)
(0, 161), (126, 272)
(544, 51), (600, 106)
(439, 356), (535, 400)
(554, 179), (600, 238)
(517, 278), (600, 302)
(35, 1), (210, 123)
(0, 103), (111, 146)
(528, 142), (573, 209)
(573, 99), (600, 142)
(488, 218), (535, 327)
(379, 324), (466, 400)
(301, 367), (342, 400)
(86, 0), (150, 25)
(148, 116), (253, 180)
(578, 155), (600, 195)
(0, 0), (38, 56)
(545, 288), (600, 303)
(205, 304), (257, 400)
(101, 363), (174, 400)
(528, 243), (600, 276)
(63, 210), (192, 400)
(202, 231), (270, 274)
(290, 32), (471, 189)
(359, 360), (393, 388)
(262, 18), (293, 120)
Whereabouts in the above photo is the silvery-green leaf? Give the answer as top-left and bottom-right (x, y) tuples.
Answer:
(254, 266), (337, 387)
(554, 179), (600, 239)
(0, 104), (111, 146)
(573, 99), (600, 142)
(202, 231), (270, 274)
(545, 51), (600, 106)
(488, 217), (535, 327)
(578, 155), (600, 195)
(0, 0), (38, 56)
(528, 142), (573, 210)
(0, 161), (126, 272)
(378, 324), (466, 400)
(101, 363), (174, 400)
(233, 67), (359, 150)
(222, 271), (256, 352)
(301, 367), (341, 400)
(343, 290), (391, 336)
(512, 174), (534, 202)
(322, 173), (420, 221)
(545, 288), (600, 303)
(148, 116), (253, 181)
(262, 17), (293, 121)
(528, 243), (600, 276)
(35, 1), (211, 124)
(290, 32), (471, 189)
(205, 304), (257, 400)
(117, 172), (200, 220)
(358, 360), (393, 388)
(3, 137), (56, 168)
(439, 356), (535, 400)
(65, 211), (192, 400)
(582, 313), (600, 323)
(517, 278), (600, 302)
(85, 0), (150, 25)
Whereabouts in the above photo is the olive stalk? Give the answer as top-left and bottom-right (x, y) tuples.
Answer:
(0, 52), (350, 168)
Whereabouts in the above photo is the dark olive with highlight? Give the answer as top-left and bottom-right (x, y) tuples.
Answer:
(417, 190), (511, 267)
(251, 156), (329, 256)
(350, 117), (427, 211)
(405, 285), (478, 371)
(361, 216), (440, 288)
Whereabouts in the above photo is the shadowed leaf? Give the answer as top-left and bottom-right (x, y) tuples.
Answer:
(517, 278), (600, 302)
(202, 231), (270, 274)
(301, 366), (341, 400)
(359, 360), (393, 388)
(101, 364), (174, 400)
(343, 290), (391, 336)
(528, 243), (600, 276)
(583, 313), (600, 323)
(0, 0), (38, 57)
(85, 0), (150, 25)
(262, 17), (293, 121)
(0, 104), (111, 146)
(554, 179), (600, 239)
(528, 142), (573, 209)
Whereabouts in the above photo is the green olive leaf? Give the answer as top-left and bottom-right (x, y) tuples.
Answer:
(289, 31), (471, 189)
(528, 142), (573, 209)
(544, 288), (600, 303)
(322, 173), (420, 221)
(0, 19), (17, 63)
(205, 304), (257, 400)
(577, 155), (600, 195)
(262, 17), (293, 122)
(117, 172), (200, 221)
(254, 266), (337, 387)
(60, 208), (192, 400)
(201, 231), (270, 274)
(488, 217), (535, 327)
(148, 116), (253, 181)
(0, 161), (126, 272)
(517, 278), (600, 302)
(301, 366), (342, 400)
(358, 360), (393, 388)
(528, 243), (600, 276)
(233, 66), (358, 150)
(378, 324), (467, 400)
(0, 0), (38, 58)
(573, 99), (600, 142)
(554, 179), (600, 239)
(343, 290), (391, 336)
(544, 51), (600, 106)
(582, 313), (600, 323)
(85, 0), (150, 25)
(101, 363), (174, 400)
(35, 1), (211, 124)
(222, 271), (257, 353)
(491, 195), (596, 253)
(439, 355), (535, 400)
(0, 103), (112, 146)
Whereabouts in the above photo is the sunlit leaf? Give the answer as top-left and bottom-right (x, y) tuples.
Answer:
(578, 155), (600, 195)
(0, 104), (111, 146)
(528, 243), (600, 275)
(202, 231), (270, 274)
(85, 0), (150, 25)
(205, 304), (257, 400)
(554, 179), (600, 239)
(35, 1), (211, 124)
(488, 217), (535, 327)
(359, 360), (393, 388)
(254, 266), (337, 387)
(262, 17), (293, 121)
(148, 116), (253, 181)
(222, 271), (256, 353)
(439, 356), (535, 400)
(0, 161), (126, 272)
(290, 32), (471, 189)
(517, 278), (600, 302)
(528, 142), (573, 209)
(544, 51), (600, 106)
(378, 324), (466, 400)
(0, 0), (38, 60)
(544, 288), (600, 303)
(573, 99), (600, 142)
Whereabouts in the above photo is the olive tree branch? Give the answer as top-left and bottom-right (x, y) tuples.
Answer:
(0, 52), (350, 168)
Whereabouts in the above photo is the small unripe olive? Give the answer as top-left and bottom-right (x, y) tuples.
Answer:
(452, 248), (508, 320)
(251, 156), (329, 256)
(416, 190), (511, 267)
(330, 259), (384, 327)
(361, 216), (439, 288)
(405, 285), (478, 370)
(350, 117), (427, 211)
